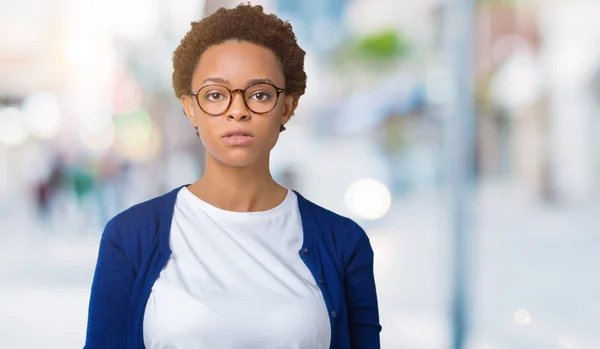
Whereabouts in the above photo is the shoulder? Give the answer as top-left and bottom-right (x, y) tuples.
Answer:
(100, 186), (183, 254)
(295, 192), (373, 265)
(304, 196), (366, 239)
(109, 187), (178, 230)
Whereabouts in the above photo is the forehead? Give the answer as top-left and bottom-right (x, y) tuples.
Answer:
(192, 41), (285, 88)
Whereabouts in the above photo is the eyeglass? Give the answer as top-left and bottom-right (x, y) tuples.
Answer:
(190, 82), (285, 116)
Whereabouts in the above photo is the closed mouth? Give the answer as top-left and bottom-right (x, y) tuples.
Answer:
(221, 130), (254, 138)
(223, 133), (253, 137)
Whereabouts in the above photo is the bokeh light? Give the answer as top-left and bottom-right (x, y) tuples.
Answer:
(514, 309), (532, 325)
(345, 178), (392, 220)
(113, 108), (159, 162)
(80, 122), (116, 153)
(22, 92), (63, 139)
(0, 106), (29, 146)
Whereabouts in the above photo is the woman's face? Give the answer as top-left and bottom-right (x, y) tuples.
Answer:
(181, 40), (296, 168)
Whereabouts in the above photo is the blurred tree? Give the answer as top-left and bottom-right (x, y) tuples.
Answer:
(355, 30), (409, 61)
(331, 29), (411, 72)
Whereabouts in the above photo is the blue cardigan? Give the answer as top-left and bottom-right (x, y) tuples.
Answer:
(84, 185), (381, 348)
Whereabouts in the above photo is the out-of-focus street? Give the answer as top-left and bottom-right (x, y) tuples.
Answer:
(2, 0), (600, 348)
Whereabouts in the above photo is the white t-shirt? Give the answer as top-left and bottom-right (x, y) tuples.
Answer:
(143, 187), (331, 349)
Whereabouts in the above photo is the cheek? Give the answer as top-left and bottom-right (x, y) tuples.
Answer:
(262, 104), (286, 130)
(196, 117), (219, 146)
(257, 115), (283, 142)
(264, 118), (284, 150)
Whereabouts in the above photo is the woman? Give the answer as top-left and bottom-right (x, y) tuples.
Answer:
(84, 4), (381, 349)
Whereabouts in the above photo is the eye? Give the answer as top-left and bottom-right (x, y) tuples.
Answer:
(205, 92), (226, 101)
(203, 90), (227, 102)
(250, 92), (272, 101)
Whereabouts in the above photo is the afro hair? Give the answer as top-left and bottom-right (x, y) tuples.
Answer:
(172, 3), (307, 102)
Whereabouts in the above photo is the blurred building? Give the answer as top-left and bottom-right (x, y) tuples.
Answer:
(2, 1), (600, 348)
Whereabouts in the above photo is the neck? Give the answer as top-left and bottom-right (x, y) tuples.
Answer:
(188, 153), (287, 212)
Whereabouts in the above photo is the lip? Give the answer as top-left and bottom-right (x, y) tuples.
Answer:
(221, 129), (254, 138)
(221, 129), (254, 146)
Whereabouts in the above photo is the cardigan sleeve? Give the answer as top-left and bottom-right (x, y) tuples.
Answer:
(84, 217), (136, 349)
(344, 222), (382, 349)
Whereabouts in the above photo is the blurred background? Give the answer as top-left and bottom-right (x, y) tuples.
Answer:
(1, 0), (599, 348)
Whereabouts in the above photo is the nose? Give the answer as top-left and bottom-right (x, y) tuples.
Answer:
(226, 90), (250, 121)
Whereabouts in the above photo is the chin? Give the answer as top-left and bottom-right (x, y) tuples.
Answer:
(215, 150), (263, 168)
(203, 137), (276, 168)
(222, 158), (257, 168)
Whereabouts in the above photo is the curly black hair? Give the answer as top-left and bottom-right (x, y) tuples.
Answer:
(172, 3), (307, 101)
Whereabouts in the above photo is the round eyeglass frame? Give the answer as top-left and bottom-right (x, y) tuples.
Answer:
(190, 82), (285, 116)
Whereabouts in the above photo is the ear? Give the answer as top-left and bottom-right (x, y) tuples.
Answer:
(281, 95), (298, 126)
(181, 95), (198, 129)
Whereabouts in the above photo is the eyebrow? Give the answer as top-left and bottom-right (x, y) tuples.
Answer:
(200, 77), (277, 86)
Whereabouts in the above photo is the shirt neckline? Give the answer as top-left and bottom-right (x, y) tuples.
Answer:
(178, 186), (297, 221)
